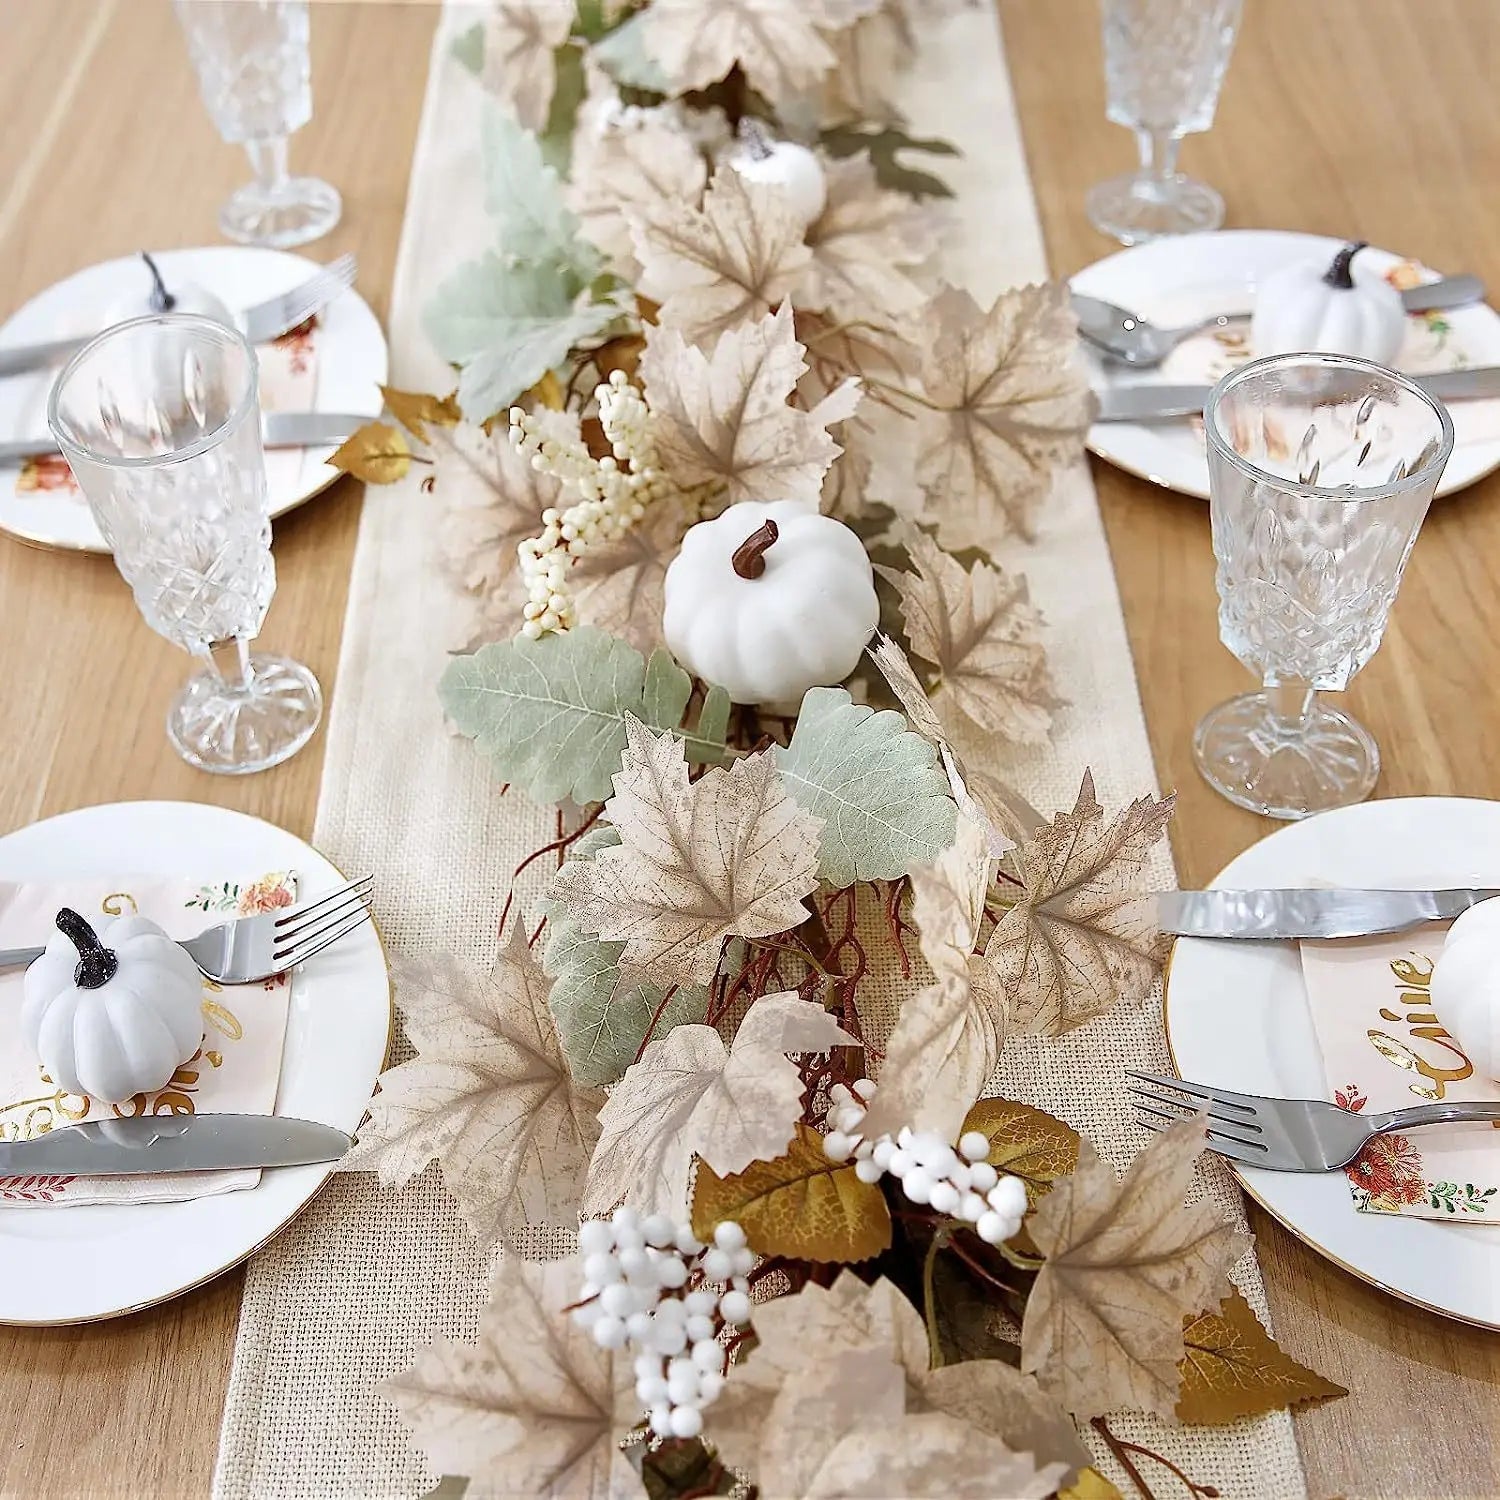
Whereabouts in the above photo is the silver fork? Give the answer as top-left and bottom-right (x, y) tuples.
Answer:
(0, 875), (374, 984)
(1128, 1070), (1500, 1172)
(240, 252), (357, 344)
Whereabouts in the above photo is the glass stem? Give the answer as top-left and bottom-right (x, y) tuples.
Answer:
(208, 637), (255, 697)
(1133, 127), (1181, 196)
(244, 136), (291, 199)
(1264, 680), (1316, 740)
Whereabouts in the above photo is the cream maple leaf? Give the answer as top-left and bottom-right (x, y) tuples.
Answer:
(880, 530), (1061, 748)
(630, 168), (811, 346)
(986, 770), (1175, 1036)
(640, 304), (851, 507)
(549, 719), (823, 987)
(479, 1), (574, 131)
(711, 1272), (1083, 1489)
(641, 0), (877, 105)
(799, 154), (935, 323)
(1021, 1115), (1250, 1418)
(384, 1258), (643, 1499)
(569, 493), (694, 655)
(913, 283), (1093, 548)
(582, 991), (856, 1218)
(858, 816), (1005, 1144)
(339, 936), (602, 1251)
(820, 9), (906, 124)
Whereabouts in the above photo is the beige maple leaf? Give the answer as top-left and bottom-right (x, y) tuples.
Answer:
(712, 1272), (1080, 1489)
(582, 991), (855, 1218)
(630, 168), (812, 347)
(340, 935), (603, 1252)
(549, 720), (823, 987)
(641, 0), (876, 104)
(479, 1), (574, 131)
(986, 770), (1175, 1036)
(820, 9), (905, 124)
(799, 155), (935, 323)
(880, 530), (1061, 748)
(640, 304), (849, 507)
(384, 1258), (643, 1499)
(914, 283), (1093, 548)
(569, 494), (694, 655)
(1021, 1115), (1250, 1419)
(568, 101), (708, 278)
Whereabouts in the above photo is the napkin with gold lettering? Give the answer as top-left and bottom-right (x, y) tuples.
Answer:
(1301, 927), (1500, 1221)
(0, 872), (296, 1207)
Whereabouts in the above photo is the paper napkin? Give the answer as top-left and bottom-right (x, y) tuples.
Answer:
(0, 872), (296, 1208)
(1301, 927), (1500, 1222)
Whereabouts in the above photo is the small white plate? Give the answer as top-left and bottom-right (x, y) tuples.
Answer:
(0, 802), (390, 1324)
(0, 246), (387, 553)
(1074, 230), (1500, 500)
(1165, 797), (1500, 1330)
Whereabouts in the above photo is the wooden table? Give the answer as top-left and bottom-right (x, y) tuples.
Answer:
(0, 2), (1494, 1495)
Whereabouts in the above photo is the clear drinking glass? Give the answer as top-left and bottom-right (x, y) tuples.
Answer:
(1194, 353), (1453, 820)
(174, 0), (341, 249)
(1088, 0), (1243, 244)
(48, 315), (322, 775)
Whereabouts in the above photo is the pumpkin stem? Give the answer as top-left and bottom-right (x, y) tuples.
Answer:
(1323, 241), (1368, 290)
(55, 908), (120, 990)
(140, 251), (176, 313)
(737, 117), (774, 162)
(731, 519), (779, 579)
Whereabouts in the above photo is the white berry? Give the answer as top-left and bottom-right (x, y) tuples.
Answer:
(959, 1131), (991, 1162)
(670, 1405), (704, 1439)
(719, 1289), (752, 1325)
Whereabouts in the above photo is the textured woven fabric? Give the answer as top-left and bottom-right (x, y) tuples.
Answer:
(213, 6), (1308, 1496)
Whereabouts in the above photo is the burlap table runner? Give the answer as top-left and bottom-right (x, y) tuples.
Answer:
(212, 6), (1308, 1495)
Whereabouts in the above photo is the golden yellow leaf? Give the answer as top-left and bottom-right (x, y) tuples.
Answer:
(1058, 1467), (1124, 1500)
(590, 333), (647, 384)
(378, 385), (461, 442)
(692, 1122), (892, 1263)
(521, 369), (566, 411)
(327, 422), (411, 484)
(960, 1097), (1080, 1211)
(1177, 1288), (1348, 1425)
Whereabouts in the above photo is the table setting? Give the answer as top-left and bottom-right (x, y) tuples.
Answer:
(1, 0), (1496, 1498)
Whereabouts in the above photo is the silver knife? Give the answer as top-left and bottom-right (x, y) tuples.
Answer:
(0, 410), (369, 467)
(1158, 887), (1500, 941)
(1094, 367), (1500, 423)
(0, 1113), (352, 1177)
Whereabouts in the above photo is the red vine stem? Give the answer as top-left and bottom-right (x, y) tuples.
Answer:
(497, 803), (605, 938)
(633, 986), (681, 1064)
(945, 1232), (1027, 1301)
(1090, 1418), (1220, 1500)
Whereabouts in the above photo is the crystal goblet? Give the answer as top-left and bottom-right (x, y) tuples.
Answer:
(173, 0), (341, 249)
(48, 314), (322, 775)
(1194, 353), (1453, 820)
(1087, 0), (1243, 244)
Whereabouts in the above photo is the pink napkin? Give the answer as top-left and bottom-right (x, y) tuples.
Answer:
(0, 872), (296, 1207)
(1301, 927), (1500, 1222)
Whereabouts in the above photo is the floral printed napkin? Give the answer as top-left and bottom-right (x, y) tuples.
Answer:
(14, 316), (321, 500)
(0, 872), (296, 1208)
(1301, 927), (1500, 1222)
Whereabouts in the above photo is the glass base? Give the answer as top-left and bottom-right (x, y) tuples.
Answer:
(169, 654), (323, 775)
(1193, 691), (1379, 821)
(1086, 170), (1224, 245)
(219, 175), (342, 250)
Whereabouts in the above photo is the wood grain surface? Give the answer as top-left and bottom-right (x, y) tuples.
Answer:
(0, 1), (1494, 1495)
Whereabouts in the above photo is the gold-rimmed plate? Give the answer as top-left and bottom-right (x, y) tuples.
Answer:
(1164, 796), (1500, 1330)
(0, 801), (390, 1324)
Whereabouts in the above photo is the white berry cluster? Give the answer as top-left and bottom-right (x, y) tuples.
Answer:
(570, 1208), (754, 1441)
(510, 372), (674, 639)
(823, 1082), (1029, 1246)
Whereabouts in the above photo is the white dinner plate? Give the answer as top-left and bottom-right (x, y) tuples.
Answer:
(0, 246), (386, 553)
(1074, 229), (1500, 500)
(1164, 797), (1500, 1330)
(0, 802), (390, 1324)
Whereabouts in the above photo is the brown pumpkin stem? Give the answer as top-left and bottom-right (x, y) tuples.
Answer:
(1323, 241), (1368, 290)
(55, 907), (119, 990)
(731, 519), (779, 579)
(737, 117), (774, 162)
(141, 251), (175, 312)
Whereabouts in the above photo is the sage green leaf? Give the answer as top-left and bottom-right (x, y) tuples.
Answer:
(544, 917), (708, 1087)
(697, 683), (731, 749)
(439, 627), (728, 805)
(819, 125), (961, 200)
(589, 12), (669, 91)
(774, 687), (956, 885)
(451, 21), (484, 74)
(538, 43), (587, 174)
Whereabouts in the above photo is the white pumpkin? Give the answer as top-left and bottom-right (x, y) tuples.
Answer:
(1251, 240), (1405, 365)
(21, 909), (205, 1103)
(663, 500), (879, 706)
(727, 126), (826, 226)
(1430, 898), (1500, 1083)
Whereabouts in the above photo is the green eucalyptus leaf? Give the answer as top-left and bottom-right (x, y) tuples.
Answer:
(774, 687), (956, 885)
(538, 43), (587, 173)
(819, 125), (961, 200)
(439, 628), (728, 805)
(450, 21), (484, 74)
(589, 11), (669, 92)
